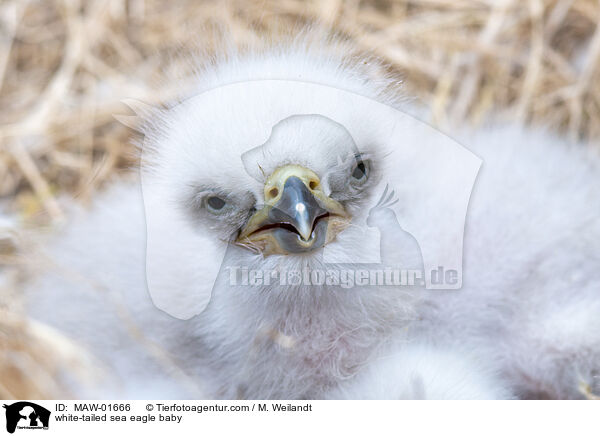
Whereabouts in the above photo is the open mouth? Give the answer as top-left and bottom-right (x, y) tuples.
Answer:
(247, 213), (331, 241)
(235, 165), (350, 255)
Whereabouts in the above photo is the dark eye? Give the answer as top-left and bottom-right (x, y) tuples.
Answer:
(351, 161), (368, 181)
(207, 196), (226, 211)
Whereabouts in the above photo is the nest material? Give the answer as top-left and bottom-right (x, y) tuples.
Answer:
(0, 309), (103, 398)
(0, 0), (599, 220)
(1, 0), (599, 399)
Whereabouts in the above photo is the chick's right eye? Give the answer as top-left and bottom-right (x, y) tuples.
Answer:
(207, 196), (226, 211)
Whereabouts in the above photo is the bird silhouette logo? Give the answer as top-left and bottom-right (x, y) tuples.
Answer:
(367, 184), (424, 273)
(2, 402), (50, 434)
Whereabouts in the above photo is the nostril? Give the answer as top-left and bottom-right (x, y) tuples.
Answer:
(309, 180), (319, 190)
(268, 187), (279, 199)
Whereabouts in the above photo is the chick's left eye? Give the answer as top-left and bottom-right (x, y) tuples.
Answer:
(207, 196), (226, 211)
(351, 161), (368, 180)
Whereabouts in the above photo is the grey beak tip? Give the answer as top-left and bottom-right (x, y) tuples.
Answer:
(270, 176), (325, 241)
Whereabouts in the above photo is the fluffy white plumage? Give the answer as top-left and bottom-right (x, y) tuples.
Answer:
(23, 35), (600, 399)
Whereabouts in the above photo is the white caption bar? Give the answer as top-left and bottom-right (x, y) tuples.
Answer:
(1, 400), (597, 436)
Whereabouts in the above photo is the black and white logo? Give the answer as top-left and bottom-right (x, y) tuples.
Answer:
(2, 402), (50, 434)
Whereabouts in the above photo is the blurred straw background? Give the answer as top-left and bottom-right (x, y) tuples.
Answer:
(1, 0), (599, 398)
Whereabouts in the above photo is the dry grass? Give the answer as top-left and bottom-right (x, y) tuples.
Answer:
(0, 309), (103, 398)
(0, 0), (599, 398)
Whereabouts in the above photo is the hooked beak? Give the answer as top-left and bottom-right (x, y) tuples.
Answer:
(236, 165), (350, 255)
